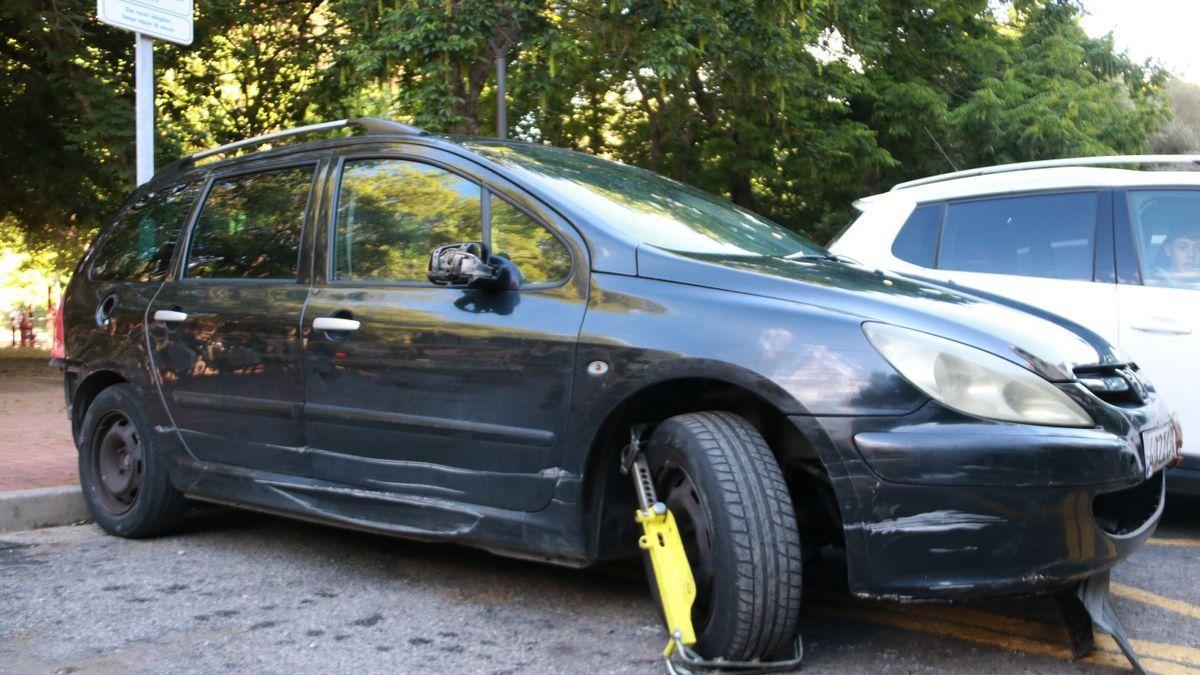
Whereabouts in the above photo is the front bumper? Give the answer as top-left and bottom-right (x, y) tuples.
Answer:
(790, 396), (1170, 601)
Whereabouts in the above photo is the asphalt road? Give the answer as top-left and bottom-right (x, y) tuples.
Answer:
(2, 498), (1199, 674)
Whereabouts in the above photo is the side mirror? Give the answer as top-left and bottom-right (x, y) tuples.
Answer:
(427, 242), (509, 290)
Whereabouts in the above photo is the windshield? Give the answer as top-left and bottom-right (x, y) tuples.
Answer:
(466, 142), (826, 258)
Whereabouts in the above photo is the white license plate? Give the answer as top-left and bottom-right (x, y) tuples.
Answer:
(1142, 424), (1178, 477)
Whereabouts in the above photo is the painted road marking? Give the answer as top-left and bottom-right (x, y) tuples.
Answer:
(1148, 537), (1200, 549)
(808, 591), (1200, 673)
(1113, 582), (1200, 621)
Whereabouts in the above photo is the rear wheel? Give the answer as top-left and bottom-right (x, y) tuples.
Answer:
(643, 411), (803, 661)
(78, 384), (186, 537)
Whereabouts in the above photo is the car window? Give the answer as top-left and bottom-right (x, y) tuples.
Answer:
(489, 194), (570, 284)
(465, 142), (825, 258)
(891, 204), (941, 268)
(186, 165), (315, 280)
(334, 159), (482, 282)
(91, 181), (201, 282)
(1127, 190), (1200, 290)
(938, 192), (1098, 281)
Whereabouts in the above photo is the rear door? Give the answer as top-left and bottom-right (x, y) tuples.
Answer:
(70, 180), (202, 383)
(1115, 188), (1200, 458)
(302, 147), (588, 511)
(887, 191), (1120, 344)
(147, 158), (324, 476)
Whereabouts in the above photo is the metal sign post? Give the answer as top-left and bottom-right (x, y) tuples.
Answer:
(96, 0), (194, 186)
(135, 33), (154, 185)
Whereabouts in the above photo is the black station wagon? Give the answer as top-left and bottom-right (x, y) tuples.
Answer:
(54, 118), (1178, 664)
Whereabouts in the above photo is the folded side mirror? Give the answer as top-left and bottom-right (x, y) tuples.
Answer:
(427, 242), (509, 290)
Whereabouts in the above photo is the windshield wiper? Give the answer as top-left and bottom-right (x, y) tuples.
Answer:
(783, 252), (859, 265)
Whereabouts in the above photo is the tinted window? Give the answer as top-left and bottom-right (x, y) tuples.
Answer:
(891, 204), (941, 267)
(334, 159), (482, 282)
(1127, 190), (1200, 290)
(186, 166), (315, 280)
(489, 194), (570, 284)
(91, 181), (200, 281)
(465, 142), (825, 258)
(939, 192), (1097, 281)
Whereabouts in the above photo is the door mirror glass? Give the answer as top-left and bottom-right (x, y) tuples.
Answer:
(427, 242), (510, 290)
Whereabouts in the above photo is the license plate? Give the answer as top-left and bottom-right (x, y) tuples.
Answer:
(1142, 423), (1178, 478)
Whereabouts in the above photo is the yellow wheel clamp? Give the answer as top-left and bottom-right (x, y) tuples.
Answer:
(620, 428), (805, 674)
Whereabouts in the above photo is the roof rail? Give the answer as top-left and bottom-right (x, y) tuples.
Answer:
(157, 117), (426, 176)
(890, 154), (1200, 191)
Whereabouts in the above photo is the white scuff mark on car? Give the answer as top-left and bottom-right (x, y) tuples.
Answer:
(854, 510), (1005, 535)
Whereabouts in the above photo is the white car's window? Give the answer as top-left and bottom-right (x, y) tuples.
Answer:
(938, 192), (1098, 281)
(891, 204), (941, 267)
(1127, 190), (1200, 290)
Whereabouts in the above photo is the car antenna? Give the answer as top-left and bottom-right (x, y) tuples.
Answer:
(924, 126), (960, 171)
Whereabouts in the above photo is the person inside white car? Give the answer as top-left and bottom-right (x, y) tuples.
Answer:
(1152, 224), (1200, 288)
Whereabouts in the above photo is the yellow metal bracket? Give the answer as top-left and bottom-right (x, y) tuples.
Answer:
(636, 503), (697, 656)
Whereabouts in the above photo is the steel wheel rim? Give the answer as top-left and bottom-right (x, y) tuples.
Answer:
(655, 461), (717, 635)
(92, 411), (143, 515)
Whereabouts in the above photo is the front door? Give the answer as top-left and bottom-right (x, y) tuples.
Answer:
(303, 152), (587, 511)
(1116, 188), (1200, 460)
(148, 160), (322, 476)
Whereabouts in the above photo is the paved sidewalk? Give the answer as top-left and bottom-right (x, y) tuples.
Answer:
(0, 351), (76, 491)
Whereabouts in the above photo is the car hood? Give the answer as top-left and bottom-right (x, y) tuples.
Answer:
(635, 246), (1126, 381)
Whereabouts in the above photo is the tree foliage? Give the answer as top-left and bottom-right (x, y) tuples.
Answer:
(0, 0), (1174, 263)
(1151, 79), (1200, 153)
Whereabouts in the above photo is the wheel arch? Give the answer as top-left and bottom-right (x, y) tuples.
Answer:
(70, 368), (131, 445)
(579, 375), (843, 562)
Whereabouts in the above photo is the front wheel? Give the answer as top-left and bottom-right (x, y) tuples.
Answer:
(644, 411), (803, 661)
(78, 384), (186, 538)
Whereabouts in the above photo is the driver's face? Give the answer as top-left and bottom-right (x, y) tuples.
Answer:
(1164, 236), (1200, 270)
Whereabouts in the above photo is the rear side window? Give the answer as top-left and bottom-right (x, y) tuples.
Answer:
(489, 194), (570, 284)
(1126, 190), (1200, 290)
(186, 165), (315, 280)
(891, 204), (941, 268)
(939, 192), (1098, 281)
(334, 159), (482, 282)
(91, 181), (200, 281)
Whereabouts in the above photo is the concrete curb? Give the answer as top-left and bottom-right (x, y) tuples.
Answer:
(0, 485), (89, 533)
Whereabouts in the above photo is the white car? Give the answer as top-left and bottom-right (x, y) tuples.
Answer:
(831, 156), (1198, 494)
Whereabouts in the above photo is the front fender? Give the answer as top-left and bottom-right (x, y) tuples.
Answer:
(571, 273), (925, 424)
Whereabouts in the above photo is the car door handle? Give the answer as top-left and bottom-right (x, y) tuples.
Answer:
(1130, 319), (1193, 335)
(153, 309), (188, 323)
(313, 317), (361, 332)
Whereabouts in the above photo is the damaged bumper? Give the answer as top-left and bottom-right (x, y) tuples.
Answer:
(792, 392), (1171, 600)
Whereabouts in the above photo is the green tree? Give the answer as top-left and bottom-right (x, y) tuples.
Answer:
(330, 0), (540, 133)
(1150, 79), (1200, 154)
(0, 0), (1177, 256)
(947, 1), (1168, 168)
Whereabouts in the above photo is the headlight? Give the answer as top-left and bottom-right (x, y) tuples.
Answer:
(863, 322), (1094, 427)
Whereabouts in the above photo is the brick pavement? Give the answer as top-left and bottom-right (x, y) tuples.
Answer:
(0, 350), (77, 491)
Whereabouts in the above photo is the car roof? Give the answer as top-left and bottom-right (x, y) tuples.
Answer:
(856, 167), (1200, 209)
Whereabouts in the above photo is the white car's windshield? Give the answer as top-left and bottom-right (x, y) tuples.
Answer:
(468, 142), (826, 258)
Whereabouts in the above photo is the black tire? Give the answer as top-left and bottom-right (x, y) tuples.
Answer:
(78, 383), (186, 538)
(643, 411), (803, 661)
